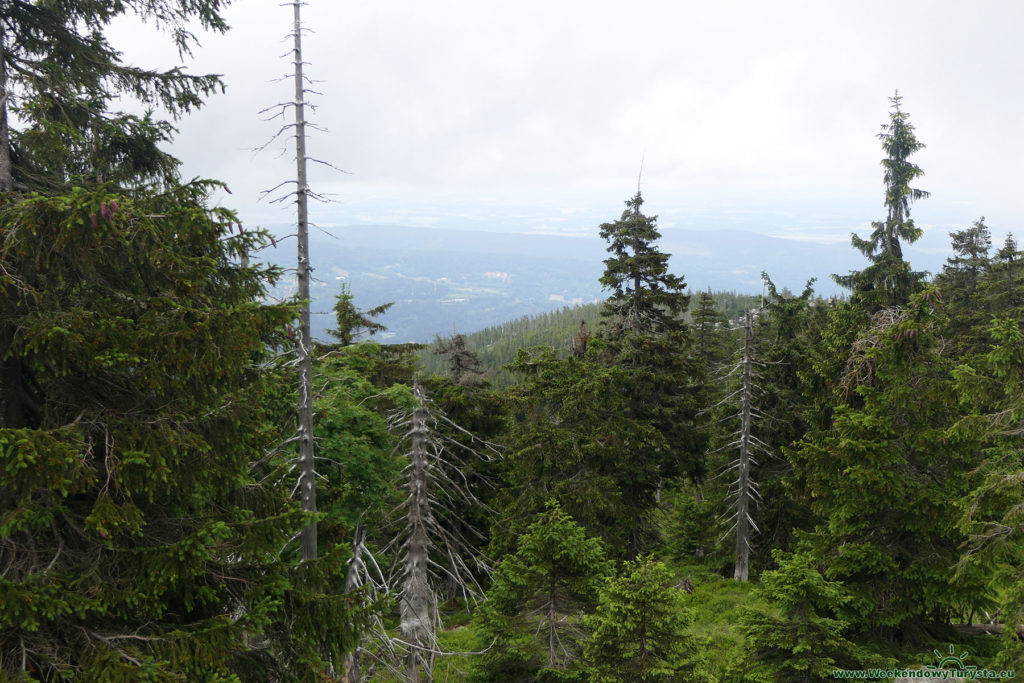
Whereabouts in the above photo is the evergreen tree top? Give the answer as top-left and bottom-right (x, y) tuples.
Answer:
(879, 92), (929, 227)
(598, 191), (688, 337)
(833, 92), (929, 307)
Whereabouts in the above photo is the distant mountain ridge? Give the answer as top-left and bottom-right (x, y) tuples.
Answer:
(259, 222), (955, 343)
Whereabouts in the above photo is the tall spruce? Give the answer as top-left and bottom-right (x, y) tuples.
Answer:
(0, 186), (373, 679)
(834, 92), (929, 307)
(597, 192), (705, 550)
(502, 193), (703, 558)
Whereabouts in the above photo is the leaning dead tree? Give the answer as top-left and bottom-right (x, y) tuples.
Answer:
(383, 378), (496, 682)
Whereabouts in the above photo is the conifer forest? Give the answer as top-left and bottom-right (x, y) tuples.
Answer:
(4, 2), (1024, 682)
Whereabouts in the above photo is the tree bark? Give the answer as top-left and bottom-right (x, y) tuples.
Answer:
(401, 380), (436, 682)
(0, 20), (14, 193)
(734, 310), (754, 582)
(291, 0), (317, 562)
(547, 575), (557, 668)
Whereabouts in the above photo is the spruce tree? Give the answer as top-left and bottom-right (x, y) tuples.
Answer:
(934, 218), (994, 355)
(473, 502), (611, 681)
(942, 217), (992, 298)
(598, 192), (705, 550)
(834, 92), (929, 307)
(749, 276), (820, 560)
(502, 343), (669, 557)
(0, 186), (368, 680)
(599, 192), (688, 337)
(312, 343), (403, 545)
(0, 0), (228, 191)
(690, 289), (729, 371)
(980, 233), (1024, 314)
(950, 317), (1024, 667)
(327, 282), (393, 346)
(789, 289), (986, 641)
(584, 555), (693, 681)
(740, 552), (865, 681)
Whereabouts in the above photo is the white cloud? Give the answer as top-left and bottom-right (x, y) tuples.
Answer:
(102, 0), (1024, 245)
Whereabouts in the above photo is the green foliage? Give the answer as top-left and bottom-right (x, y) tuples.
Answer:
(415, 292), (757, 388)
(740, 551), (866, 681)
(312, 343), (405, 545)
(951, 317), (1024, 667)
(597, 193), (706, 534)
(834, 92), (929, 307)
(415, 304), (603, 387)
(2, 0), (229, 191)
(472, 501), (611, 681)
(747, 276), (823, 559)
(501, 342), (671, 556)
(791, 290), (986, 639)
(0, 186), (370, 680)
(327, 282), (393, 346)
(690, 289), (731, 371)
(657, 484), (716, 567)
(941, 218), (992, 300)
(978, 233), (1024, 316)
(934, 219), (995, 356)
(599, 192), (689, 337)
(681, 571), (766, 682)
(585, 555), (694, 681)
(689, 291), (734, 493)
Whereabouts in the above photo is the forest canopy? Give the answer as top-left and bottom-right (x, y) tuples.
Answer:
(2, 3), (1024, 681)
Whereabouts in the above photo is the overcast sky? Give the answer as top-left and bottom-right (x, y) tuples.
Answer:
(111, 1), (1024, 247)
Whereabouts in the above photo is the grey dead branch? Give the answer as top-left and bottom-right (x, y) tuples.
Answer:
(348, 378), (498, 682)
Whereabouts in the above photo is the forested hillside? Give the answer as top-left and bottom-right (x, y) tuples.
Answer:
(416, 290), (764, 386)
(4, 4), (1024, 682)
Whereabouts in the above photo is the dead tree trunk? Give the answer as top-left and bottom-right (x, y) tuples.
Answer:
(342, 527), (367, 682)
(714, 309), (765, 582)
(384, 378), (496, 681)
(290, 0), (317, 562)
(0, 23), (13, 193)
(401, 380), (436, 681)
(733, 309), (756, 582)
